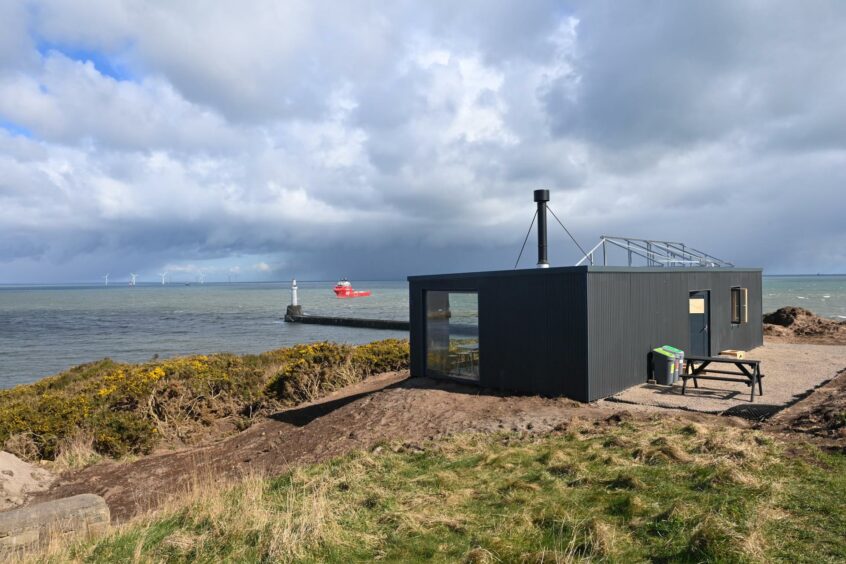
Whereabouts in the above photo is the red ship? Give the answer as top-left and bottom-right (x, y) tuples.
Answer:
(333, 278), (372, 298)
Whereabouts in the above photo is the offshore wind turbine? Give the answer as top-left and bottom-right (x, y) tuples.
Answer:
(103, 273), (110, 286)
(129, 273), (137, 286)
(159, 272), (168, 285)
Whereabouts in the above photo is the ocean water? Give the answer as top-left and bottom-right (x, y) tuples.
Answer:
(762, 276), (846, 320)
(0, 281), (408, 388)
(1, 275), (844, 388)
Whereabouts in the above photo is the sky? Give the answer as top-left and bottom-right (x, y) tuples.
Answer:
(1, 1), (845, 284)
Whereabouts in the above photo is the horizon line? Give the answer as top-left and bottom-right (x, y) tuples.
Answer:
(1, 272), (846, 287)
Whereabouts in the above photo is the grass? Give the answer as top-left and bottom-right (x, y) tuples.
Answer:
(30, 419), (846, 563)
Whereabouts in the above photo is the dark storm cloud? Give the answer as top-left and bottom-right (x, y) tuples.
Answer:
(545, 2), (846, 155)
(0, 1), (844, 283)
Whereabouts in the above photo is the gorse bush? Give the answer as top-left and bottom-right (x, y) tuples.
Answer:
(264, 339), (409, 405)
(352, 338), (410, 375)
(0, 339), (409, 461)
(266, 342), (357, 405)
(90, 411), (158, 458)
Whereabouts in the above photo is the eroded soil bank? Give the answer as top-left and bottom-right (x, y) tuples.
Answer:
(26, 309), (846, 523)
(37, 361), (846, 524)
(33, 370), (756, 521)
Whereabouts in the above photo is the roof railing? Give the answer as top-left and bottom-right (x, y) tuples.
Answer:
(575, 236), (734, 268)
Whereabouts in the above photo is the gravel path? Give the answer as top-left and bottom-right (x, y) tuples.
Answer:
(603, 342), (846, 415)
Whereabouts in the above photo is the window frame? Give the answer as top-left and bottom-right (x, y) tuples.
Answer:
(730, 286), (748, 325)
(423, 289), (480, 382)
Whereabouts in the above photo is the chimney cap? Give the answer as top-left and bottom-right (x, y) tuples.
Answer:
(533, 189), (549, 202)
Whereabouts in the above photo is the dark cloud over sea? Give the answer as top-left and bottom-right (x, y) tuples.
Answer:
(1, 1), (844, 283)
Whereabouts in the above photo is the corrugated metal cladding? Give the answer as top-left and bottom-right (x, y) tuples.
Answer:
(585, 268), (763, 400)
(485, 271), (588, 398)
(408, 268), (589, 399)
(408, 266), (763, 402)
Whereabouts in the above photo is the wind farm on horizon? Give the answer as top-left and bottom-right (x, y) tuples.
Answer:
(89, 270), (220, 286)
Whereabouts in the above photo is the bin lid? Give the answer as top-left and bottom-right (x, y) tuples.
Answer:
(662, 345), (683, 354)
(653, 348), (674, 357)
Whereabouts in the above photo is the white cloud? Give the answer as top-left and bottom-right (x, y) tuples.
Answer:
(0, 1), (845, 282)
(0, 53), (240, 151)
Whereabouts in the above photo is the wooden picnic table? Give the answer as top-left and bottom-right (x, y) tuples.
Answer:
(682, 355), (764, 402)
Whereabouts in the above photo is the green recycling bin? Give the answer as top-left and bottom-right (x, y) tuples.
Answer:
(652, 348), (675, 386)
(662, 345), (684, 383)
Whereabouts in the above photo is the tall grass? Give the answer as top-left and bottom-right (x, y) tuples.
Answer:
(28, 419), (846, 563)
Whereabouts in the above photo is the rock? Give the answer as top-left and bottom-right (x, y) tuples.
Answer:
(763, 306), (815, 327)
(0, 494), (109, 554)
(605, 412), (632, 425)
(763, 307), (846, 342)
(0, 452), (54, 512)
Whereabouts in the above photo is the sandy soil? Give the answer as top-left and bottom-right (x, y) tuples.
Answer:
(32, 371), (744, 523)
(0, 451), (54, 511)
(605, 342), (846, 416)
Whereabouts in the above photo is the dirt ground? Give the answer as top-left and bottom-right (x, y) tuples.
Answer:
(32, 371), (748, 523)
(31, 337), (846, 524)
(769, 365), (846, 445)
(605, 342), (846, 416)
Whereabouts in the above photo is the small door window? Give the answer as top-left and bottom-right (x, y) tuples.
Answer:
(689, 298), (705, 314)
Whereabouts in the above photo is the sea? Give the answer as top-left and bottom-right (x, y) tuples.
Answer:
(1, 276), (845, 389)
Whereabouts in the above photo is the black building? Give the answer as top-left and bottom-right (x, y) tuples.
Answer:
(407, 191), (763, 402)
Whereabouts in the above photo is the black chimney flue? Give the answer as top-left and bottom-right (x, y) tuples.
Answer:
(534, 189), (550, 268)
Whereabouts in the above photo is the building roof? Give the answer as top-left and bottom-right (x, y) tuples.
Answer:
(407, 265), (763, 281)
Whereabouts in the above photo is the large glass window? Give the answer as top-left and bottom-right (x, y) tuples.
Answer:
(425, 291), (479, 381)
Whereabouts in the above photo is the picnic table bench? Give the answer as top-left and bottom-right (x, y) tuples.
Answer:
(682, 355), (764, 402)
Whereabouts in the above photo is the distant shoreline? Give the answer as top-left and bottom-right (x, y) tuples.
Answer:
(3, 273), (846, 288)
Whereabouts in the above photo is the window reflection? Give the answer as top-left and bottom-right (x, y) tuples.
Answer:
(425, 291), (479, 381)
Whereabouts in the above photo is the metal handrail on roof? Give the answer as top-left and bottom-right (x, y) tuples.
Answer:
(575, 236), (734, 268)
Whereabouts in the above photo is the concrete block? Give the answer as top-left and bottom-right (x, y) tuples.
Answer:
(0, 494), (109, 554)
